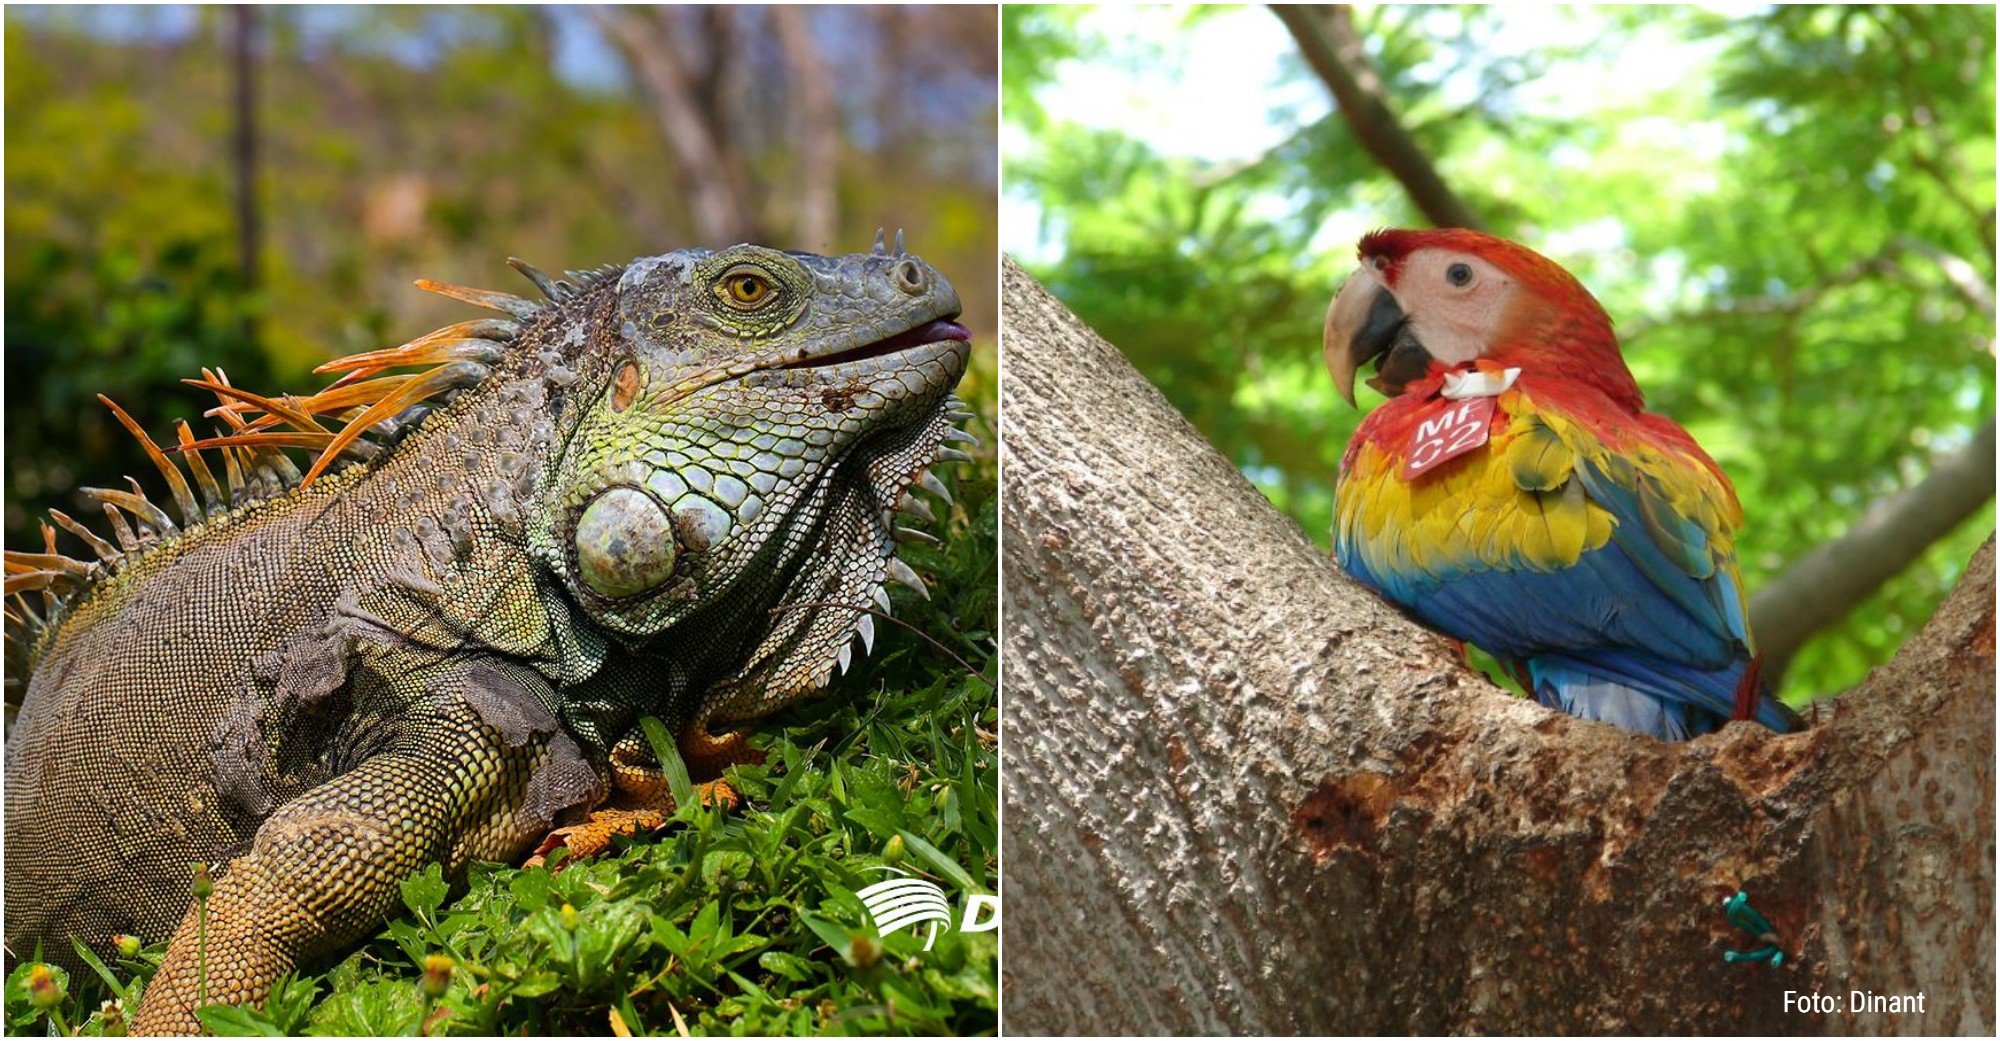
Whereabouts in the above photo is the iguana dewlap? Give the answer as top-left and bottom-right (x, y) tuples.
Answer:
(2, 237), (974, 1033)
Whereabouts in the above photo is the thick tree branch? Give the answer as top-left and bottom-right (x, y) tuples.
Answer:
(230, 6), (259, 344)
(1001, 257), (1993, 1034)
(591, 5), (763, 243)
(1271, 4), (1486, 231)
(1752, 416), (1996, 682)
(769, 6), (839, 250)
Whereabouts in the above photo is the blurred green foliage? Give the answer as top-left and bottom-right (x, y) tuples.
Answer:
(1004, 3), (1996, 702)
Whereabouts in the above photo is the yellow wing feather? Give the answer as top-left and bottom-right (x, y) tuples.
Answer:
(1338, 390), (1620, 578)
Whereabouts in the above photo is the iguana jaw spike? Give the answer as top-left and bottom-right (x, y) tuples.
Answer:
(893, 526), (940, 546)
(917, 471), (953, 505)
(886, 558), (929, 600)
(896, 492), (936, 525)
(857, 614), (876, 654)
(872, 227), (888, 255)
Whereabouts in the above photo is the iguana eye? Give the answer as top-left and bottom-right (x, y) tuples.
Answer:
(718, 267), (775, 309)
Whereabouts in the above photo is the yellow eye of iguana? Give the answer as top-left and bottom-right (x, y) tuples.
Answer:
(719, 268), (774, 308)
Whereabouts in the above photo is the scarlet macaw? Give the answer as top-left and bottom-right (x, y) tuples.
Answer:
(1324, 228), (1799, 739)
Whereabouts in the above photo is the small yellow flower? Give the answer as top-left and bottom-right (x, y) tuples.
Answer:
(420, 954), (454, 999)
(26, 963), (64, 1011)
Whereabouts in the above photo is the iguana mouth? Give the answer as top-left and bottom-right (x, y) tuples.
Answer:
(776, 319), (971, 371)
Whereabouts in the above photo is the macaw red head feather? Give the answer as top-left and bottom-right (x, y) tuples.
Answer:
(1357, 228), (1642, 411)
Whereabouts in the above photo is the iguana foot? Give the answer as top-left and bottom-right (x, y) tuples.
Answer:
(525, 779), (738, 868)
(524, 719), (765, 869)
(679, 721), (766, 777)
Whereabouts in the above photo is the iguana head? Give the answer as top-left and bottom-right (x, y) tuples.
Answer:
(530, 237), (973, 713)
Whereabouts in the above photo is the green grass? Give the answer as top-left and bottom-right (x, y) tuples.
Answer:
(10, 430), (998, 1037)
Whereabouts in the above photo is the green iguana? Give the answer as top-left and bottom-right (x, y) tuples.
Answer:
(3, 234), (975, 1033)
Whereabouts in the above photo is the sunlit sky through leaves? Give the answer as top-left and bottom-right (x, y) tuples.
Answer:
(1004, 3), (1763, 275)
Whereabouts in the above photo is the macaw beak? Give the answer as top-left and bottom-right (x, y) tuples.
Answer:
(1323, 266), (1434, 407)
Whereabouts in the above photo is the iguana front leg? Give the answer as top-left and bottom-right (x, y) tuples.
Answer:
(525, 718), (759, 866)
(134, 661), (583, 1035)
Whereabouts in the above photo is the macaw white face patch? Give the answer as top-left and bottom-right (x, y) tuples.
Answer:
(1392, 249), (1517, 366)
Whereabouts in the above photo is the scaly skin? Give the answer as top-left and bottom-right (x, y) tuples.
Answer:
(3, 241), (972, 1033)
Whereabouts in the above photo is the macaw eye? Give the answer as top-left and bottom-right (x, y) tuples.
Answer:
(718, 267), (775, 308)
(1446, 262), (1474, 287)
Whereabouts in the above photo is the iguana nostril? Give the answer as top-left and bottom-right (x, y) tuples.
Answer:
(893, 260), (926, 295)
(574, 487), (678, 598)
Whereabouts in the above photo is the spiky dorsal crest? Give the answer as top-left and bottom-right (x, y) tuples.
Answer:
(503, 258), (626, 304)
(2, 267), (562, 670)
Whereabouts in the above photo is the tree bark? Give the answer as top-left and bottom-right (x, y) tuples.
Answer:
(999, 257), (1994, 1034)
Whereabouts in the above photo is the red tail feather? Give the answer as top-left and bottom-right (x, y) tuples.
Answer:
(1732, 651), (1765, 722)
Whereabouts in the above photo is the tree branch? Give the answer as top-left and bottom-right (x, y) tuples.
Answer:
(769, 6), (838, 250)
(590, 5), (762, 243)
(1621, 236), (1991, 344)
(230, 5), (259, 344)
(1000, 257), (1994, 1033)
(1752, 416), (1996, 682)
(1619, 242), (1912, 345)
(1270, 4), (1486, 231)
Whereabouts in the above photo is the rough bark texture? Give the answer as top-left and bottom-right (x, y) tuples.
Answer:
(999, 257), (1995, 1035)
